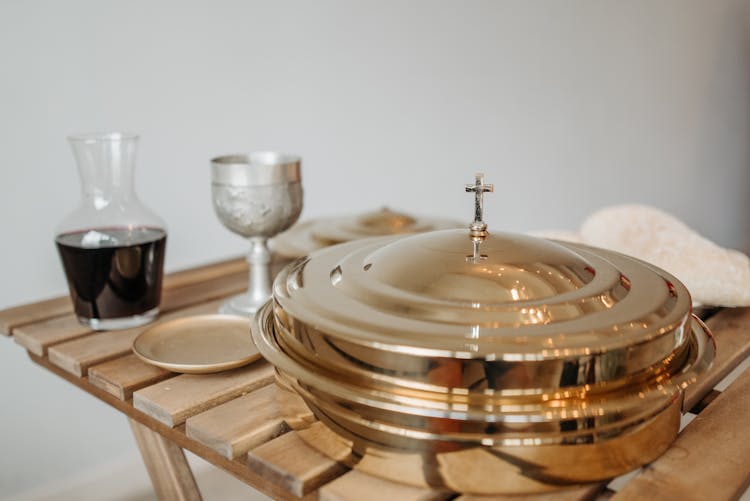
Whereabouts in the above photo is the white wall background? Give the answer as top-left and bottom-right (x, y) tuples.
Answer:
(1, 0), (749, 497)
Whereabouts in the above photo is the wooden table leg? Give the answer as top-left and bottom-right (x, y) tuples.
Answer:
(129, 418), (203, 501)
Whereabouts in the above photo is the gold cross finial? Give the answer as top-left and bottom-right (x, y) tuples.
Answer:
(465, 172), (493, 239)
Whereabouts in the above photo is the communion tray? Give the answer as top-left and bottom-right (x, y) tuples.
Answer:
(251, 176), (715, 495)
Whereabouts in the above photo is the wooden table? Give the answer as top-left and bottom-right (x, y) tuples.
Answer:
(3, 256), (750, 501)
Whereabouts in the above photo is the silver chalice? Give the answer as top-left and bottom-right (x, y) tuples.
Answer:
(211, 152), (302, 316)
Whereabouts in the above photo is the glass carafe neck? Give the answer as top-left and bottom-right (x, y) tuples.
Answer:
(69, 133), (138, 206)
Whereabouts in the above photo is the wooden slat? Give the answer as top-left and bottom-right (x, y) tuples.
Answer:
(14, 271), (246, 356)
(684, 307), (750, 410)
(13, 314), (91, 357)
(186, 384), (288, 459)
(0, 295), (71, 336)
(319, 470), (450, 501)
(159, 272), (247, 312)
(47, 299), (224, 377)
(89, 354), (173, 400)
(613, 365), (750, 500)
(133, 363), (274, 428)
(129, 418), (203, 501)
(161, 256), (245, 290)
(246, 427), (348, 497)
(160, 252), (289, 290)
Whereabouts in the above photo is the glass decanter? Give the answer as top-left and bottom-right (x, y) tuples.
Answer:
(55, 133), (167, 330)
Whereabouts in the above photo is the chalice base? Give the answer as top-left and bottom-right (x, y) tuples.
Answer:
(218, 292), (267, 317)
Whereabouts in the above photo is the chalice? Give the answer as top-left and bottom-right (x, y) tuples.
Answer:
(211, 152), (302, 316)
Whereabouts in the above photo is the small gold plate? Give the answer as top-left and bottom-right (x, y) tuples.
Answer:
(132, 314), (259, 374)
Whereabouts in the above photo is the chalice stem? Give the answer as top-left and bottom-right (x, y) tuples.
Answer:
(247, 237), (272, 306)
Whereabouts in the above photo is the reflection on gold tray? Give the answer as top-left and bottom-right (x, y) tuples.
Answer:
(132, 314), (259, 374)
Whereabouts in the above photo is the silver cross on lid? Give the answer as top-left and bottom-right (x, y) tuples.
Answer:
(465, 172), (493, 240)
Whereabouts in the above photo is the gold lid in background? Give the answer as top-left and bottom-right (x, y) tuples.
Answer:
(311, 207), (442, 244)
(270, 207), (461, 258)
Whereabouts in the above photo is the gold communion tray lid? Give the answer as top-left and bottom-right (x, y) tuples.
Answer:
(260, 171), (711, 403)
(273, 229), (690, 357)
